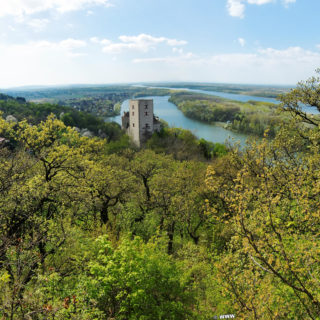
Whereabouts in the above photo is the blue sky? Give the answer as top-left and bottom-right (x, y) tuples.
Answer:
(0, 0), (320, 87)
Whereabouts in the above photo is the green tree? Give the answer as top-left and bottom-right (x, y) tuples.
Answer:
(202, 70), (320, 318)
(206, 128), (320, 318)
(85, 235), (194, 320)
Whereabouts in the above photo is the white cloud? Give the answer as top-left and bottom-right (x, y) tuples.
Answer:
(133, 52), (195, 64)
(227, 0), (245, 18)
(238, 37), (246, 47)
(227, 0), (294, 18)
(0, 40), (90, 87)
(0, 38), (318, 88)
(0, 0), (113, 17)
(131, 46), (320, 85)
(27, 18), (50, 31)
(10, 38), (87, 56)
(93, 33), (187, 54)
(165, 39), (188, 46)
(118, 34), (187, 47)
(247, 0), (273, 4)
(282, 0), (296, 8)
(209, 47), (320, 66)
(90, 37), (111, 45)
(173, 47), (184, 54)
(256, 47), (320, 65)
(59, 38), (87, 50)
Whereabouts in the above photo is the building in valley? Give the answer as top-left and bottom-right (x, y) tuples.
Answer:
(121, 99), (161, 147)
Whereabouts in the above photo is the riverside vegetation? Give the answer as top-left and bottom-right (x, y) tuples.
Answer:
(3, 83), (288, 138)
(0, 71), (320, 319)
(142, 82), (289, 98)
(3, 85), (173, 122)
(169, 92), (285, 137)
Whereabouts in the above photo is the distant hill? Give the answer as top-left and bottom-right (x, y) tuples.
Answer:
(0, 93), (26, 103)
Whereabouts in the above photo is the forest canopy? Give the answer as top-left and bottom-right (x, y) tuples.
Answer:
(0, 70), (320, 319)
(169, 91), (283, 137)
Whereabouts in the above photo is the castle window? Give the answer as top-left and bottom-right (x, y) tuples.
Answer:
(145, 104), (148, 109)
(145, 123), (150, 128)
(132, 112), (134, 116)
(132, 105), (134, 109)
(132, 123), (135, 127)
(145, 111), (148, 116)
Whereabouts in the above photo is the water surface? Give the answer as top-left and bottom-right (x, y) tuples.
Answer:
(107, 87), (319, 146)
(144, 85), (319, 114)
(108, 96), (248, 145)
(145, 85), (280, 104)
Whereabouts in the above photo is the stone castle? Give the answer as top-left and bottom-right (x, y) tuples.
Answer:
(121, 99), (161, 147)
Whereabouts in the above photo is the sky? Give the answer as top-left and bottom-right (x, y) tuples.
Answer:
(0, 0), (320, 88)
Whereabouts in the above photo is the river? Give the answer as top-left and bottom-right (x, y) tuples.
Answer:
(136, 85), (320, 114)
(107, 87), (319, 146)
(108, 96), (248, 145)
(142, 85), (280, 104)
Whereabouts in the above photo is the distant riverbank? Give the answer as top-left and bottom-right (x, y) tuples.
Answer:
(133, 84), (281, 103)
(108, 96), (248, 145)
(167, 91), (282, 138)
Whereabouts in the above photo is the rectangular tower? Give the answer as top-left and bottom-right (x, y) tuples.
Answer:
(128, 99), (154, 147)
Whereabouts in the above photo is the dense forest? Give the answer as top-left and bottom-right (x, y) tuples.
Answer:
(142, 82), (290, 98)
(0, 72), (320, 319)
(0, 94), (125, 142)
(169, 92), (284, 137)
(2, 85), (173, 123)
(2, 85), (171, 102)
(55, 98), (121, 118)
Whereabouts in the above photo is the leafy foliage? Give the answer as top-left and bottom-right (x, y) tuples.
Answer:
(0, 94), (124, 141)
(1, 71), (320, 319)
(86, 236), (193, 319)
(169, 91), (283, 137)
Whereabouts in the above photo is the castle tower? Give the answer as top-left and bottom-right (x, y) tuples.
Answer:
(122, 99), (161, 147)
